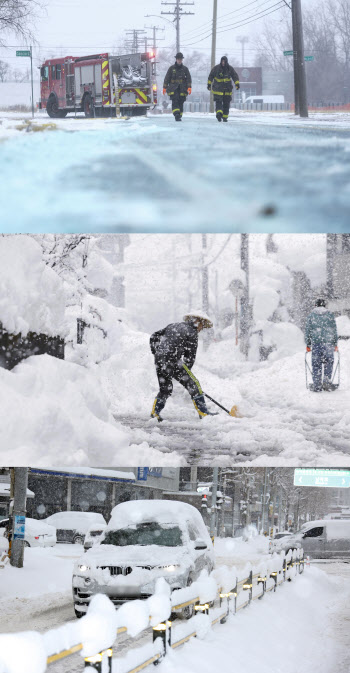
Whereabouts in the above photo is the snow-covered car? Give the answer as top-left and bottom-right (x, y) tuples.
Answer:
(84, 522), (107, 551)
(0, 517), (56, 547)
(72, 500), (214, 618)
(44, 511), (106, 545)
(273, 531), (293, 540)
(269, 531), (292, 552)
(272, 519), (350, 559)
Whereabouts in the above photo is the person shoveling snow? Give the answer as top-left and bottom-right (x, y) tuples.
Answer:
(149, 311), (219, 421)
(305, 298), (339, 392)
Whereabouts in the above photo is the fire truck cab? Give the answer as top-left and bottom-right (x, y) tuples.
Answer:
(40, 52), (157, 118)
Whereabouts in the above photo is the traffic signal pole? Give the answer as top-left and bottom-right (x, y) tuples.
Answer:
(210, 467), (219, 539)
(10, 468), (28, 568)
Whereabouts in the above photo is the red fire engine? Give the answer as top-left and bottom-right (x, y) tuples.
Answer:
(39, 51), (157, 118)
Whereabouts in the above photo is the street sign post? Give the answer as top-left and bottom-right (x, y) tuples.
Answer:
(16, 46), (34, 118)
(294, 468), (350, 488)
(304, 55), (314, 61)
(284, 50), (294, 56)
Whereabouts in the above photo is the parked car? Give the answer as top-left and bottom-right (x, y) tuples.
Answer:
(44, 511), (106, 545)
(272, 519), (350, 559)
(84, 522), (107, 551)
(72, 500), (214, 618)
(0, 517), (56, 547)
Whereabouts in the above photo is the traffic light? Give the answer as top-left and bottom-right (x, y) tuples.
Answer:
(201, 494), (208, 509)
(216, 492), (224, 510)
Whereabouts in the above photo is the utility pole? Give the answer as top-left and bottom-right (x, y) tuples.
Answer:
(240, 234), (251, 359)
(236, 35), (249, 67)
(10, 468), (28, 568)
(125, 29), (147, 53)
(326, 234), (337, 300)
(190, 466), (198, 491)
(292, 0), (308, 117)
(202, 234), (209, 315)
(210, 0), (218, 113)
(161, 0), (195, 54)
(210, 467), (219, 540)
(144, 25), (165, 79)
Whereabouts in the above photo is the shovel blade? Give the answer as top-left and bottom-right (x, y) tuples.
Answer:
(229, 405), (241, 417)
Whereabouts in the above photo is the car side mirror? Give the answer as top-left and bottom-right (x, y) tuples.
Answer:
(194, 539), (207, 550)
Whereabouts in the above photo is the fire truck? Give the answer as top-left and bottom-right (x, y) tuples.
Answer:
(39, 51), (157, 118)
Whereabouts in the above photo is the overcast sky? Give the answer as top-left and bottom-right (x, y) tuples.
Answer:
(1, 0), (292, 74)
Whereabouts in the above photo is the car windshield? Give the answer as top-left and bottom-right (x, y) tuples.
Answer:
(101, 522), (183, 547)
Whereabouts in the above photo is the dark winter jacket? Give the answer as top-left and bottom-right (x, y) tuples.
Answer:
(150, 321), (198, 369)
(208, 58), (239, 95)
(304, 307), (338, 346)
(163, 63), (192, 96)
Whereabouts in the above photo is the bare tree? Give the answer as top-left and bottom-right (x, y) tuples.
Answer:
(0, 0), (41, 46)
(0, 59), (9, 80)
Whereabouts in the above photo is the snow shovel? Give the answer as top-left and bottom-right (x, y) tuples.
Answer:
(305, 350), (340, 390)
(204, 392), (242, 417)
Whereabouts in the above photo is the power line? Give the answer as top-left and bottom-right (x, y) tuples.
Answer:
(182, 0), (279, 40)
(182, 2), (286, 48)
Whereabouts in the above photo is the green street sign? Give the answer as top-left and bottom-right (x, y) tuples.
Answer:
(294, 468), (350, 488)
(283, 50), (294, 56)
(16, 50), (31, 57)
(304, 55), (314, 61)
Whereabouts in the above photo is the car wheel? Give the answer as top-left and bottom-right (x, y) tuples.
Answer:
(182, 578), (195, 619)
(24, 541), (30, 547)
(74, 607), (84, 619)
(73, 536), (84, 545)
(46, 96), (61, 118)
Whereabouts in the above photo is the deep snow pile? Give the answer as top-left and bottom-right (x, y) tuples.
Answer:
(0, 355), (176, 465)
(0, 236), (66, 336)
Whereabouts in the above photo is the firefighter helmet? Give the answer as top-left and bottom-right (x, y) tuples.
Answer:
(175, 52), (184, 60)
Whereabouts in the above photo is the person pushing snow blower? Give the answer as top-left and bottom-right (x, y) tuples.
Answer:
(304, 298), (339, 392)
(150, 311), (218, 421)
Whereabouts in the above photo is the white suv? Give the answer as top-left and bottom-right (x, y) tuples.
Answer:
(72, 500), (214, 618)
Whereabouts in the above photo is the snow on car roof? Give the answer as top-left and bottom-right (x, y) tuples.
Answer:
(109, 500), (207, 531)
(301, 519), (350, 539)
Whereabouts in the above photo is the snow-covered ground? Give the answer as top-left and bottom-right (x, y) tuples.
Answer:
(0, 111), (349, 231)
(0, 539), (349, 673)
(0, 233), (349, 465)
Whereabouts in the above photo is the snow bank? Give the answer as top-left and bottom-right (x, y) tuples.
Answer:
(0, 236), (66, 336)
(0, 354), (130, 463)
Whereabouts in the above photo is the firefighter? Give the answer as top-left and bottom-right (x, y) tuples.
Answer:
(163, 52), (192, 121)
(305, 298), (338, 392)
(150, 311), (218, 421)
(207, 55), (240, 122)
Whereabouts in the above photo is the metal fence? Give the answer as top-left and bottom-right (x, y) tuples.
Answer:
(0, 549), (304, 673)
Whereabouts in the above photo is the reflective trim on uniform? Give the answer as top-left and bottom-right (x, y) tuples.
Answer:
(151, 398), (157, 414)
(208, 80), (212, 84)
(223, 114), (229, 118)
(182, 363), (203, 394)
(212, 91), (224, 95)
(216, 109), (223, 114)
(172, 108), (180, 113)
(168, 91), (175, 95)
(235, 80), (240, 84)
(214, 77), (232, 82)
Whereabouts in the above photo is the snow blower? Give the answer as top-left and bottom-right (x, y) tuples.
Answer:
(204, 392), (242, 417)
(305, 350), (340, 390)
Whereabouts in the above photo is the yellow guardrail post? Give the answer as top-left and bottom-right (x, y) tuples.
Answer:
(257, 575), (266, 598)
(243, 570), (253, 604)
(270, 570), (278, 592)
(84, 647), (113, 673)
(153, 621), (172, 663)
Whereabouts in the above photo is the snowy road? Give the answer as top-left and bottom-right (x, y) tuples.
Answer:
(112, 343), (350, 466)
(0, 111), (350, 232)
